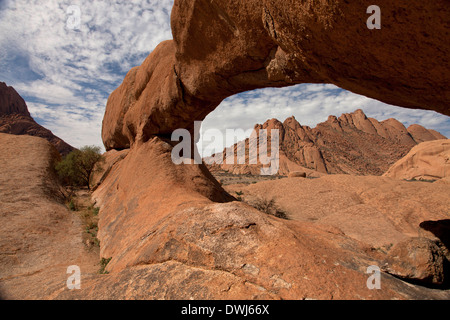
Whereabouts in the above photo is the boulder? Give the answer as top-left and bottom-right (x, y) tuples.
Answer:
(288, 171), (307, 178)
(384, 140), (450, 181)
(382, 237), (446, 286)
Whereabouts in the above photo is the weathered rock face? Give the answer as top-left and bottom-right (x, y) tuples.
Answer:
(207, 109), (445, 176)
(407, 124), (447, 144)
(382, 238), (447, 286)
(102, 0), (450, 150)
(384, 139), (450, 181)
(227, 175), (450, 250)
(0, 134), (98, 299)
(2, 134), (449, 299)
(0, 82), (75, 156)
(0, 82), (30, 117)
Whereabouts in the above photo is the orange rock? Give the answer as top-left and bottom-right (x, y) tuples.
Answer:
(384, 139), (450, 181)
(207, 110), (445, 176)
(102, 1), (450, 150)
(0, 82), (30, 117)
(382, 238), (446, 286)
(288, 171), (307, 178)
(0, 82), (74, 156)
(62, 0), (450, 300)
(408, 124), (447, 144)
(0, 134), (98, 299)
(2, 134), (449, 299)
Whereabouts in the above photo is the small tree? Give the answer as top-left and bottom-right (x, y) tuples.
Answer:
(56, 146), (105, 191)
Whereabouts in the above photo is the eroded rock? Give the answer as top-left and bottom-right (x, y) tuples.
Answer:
(0, 82), (75, 156)
(207, 110), (445, 176)
(102, 0), (450, 150)
(384, 139), (450, 181)
(382, 237), (447, 286)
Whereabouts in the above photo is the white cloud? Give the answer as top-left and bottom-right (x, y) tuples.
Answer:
(0, 0), (174, 149)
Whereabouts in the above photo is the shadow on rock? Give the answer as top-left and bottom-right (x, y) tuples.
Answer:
(420, 219), (450, 250)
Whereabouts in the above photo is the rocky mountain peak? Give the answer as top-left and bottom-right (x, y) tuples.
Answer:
(0, 82), (31, 117)
(0, 82), (75, 155)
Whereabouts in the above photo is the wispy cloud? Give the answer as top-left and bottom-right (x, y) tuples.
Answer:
(0, 0), (174, 149)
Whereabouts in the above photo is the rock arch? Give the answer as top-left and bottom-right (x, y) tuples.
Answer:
(102, 0), (450, 151)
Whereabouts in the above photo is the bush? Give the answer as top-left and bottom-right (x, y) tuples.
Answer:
(252, 197), (289, 220)
(99, 257), (112, 274)
(68, 199), (76, 211)
(55, 146), (105, 191)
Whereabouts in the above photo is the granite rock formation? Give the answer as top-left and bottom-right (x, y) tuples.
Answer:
(0, 82), (74, 156)
(102, 0), (450, 150)
(91, 0), (450, 299)
(0, 134), (98, 299)
(207, 109), (446, 176)
(384, 139), (450, 181)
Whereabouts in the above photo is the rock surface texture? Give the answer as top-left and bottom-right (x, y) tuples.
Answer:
(382, 237), (447, 286)
(0, 82), (74, 156)
(0, 134), (98, 299)
(66, 141), (449, 299)
(206, 110), (446, 176)
(384, 139), (450, 181)
(4, 1), (450, 300)
(1, 137), (449, 299)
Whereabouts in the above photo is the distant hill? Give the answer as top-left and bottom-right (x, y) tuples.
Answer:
(206, 109), (446, 176)
(0, 82), (75, 156)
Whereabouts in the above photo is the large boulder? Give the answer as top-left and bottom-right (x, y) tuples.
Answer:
(382, 237), (447, 286)
(384, 139), (450, 181)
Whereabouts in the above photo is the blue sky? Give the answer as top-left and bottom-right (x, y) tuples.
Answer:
(0, 0), (448, 154)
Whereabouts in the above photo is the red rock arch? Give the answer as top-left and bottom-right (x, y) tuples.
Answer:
(102, 0), (450, 150)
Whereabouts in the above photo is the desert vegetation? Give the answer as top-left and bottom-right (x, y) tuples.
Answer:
(55, 145), (105, 191)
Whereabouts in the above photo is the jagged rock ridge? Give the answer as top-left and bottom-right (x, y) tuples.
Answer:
(0, 82), (75, 156)
(207, 109), (446, 176)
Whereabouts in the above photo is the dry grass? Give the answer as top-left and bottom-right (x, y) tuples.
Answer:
(65, 188), (100, 249)
(250, 196), (289, 220)
(212, 170), (285, 186)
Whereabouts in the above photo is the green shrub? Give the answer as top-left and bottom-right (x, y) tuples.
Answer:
(55, 146), (105, 191)
(68, 199), (76, 211)
(99, 257), (112, 274)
